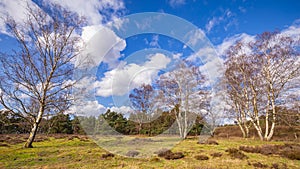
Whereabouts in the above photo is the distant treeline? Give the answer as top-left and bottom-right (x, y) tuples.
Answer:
(0, 109), (204, 136)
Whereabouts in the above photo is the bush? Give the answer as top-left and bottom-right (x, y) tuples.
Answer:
(102, 153), (114, 159)
(271, 163), (279, 169)
(210, 152), (222, 157)
(239, 143), (300, 160)
(155, 149), (171, 156)
(156, 149), (184, 160)
(251, 162), (268, 168)
(280, 144), (300, 160)
(194, 155), (209, 160)
(164, 152), (184, 160)
(225, 148), (248, 160)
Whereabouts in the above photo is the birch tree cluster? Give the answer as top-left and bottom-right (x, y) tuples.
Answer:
(223, 31), (300, 141)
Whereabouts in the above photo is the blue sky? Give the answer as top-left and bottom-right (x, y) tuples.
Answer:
(1, 0), (300, 48)
(125, 0), (300, 44)
(0, 0), (299, 116)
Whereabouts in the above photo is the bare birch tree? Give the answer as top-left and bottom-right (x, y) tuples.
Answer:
(255, 32), (300, 140)
(0, 5), (84, 147)
(157, 62), (208, 139)
(129, 84), (157, 135)
(223, 42), (255, 138)
(224, 32), (300, 141)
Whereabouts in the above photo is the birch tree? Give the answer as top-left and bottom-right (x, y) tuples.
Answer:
(255, 32), (300, 140)
(0, 5), (83, 147)
(157, 62), (208, 139)
(129, 84), (157, 135)
(224, 32), (300, 141)
(223, 42), (255, 138)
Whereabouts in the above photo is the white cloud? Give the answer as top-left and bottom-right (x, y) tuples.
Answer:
(67, 100), (106, 117)
(194, 33), (255, 85)
(172, 53), (182, 59)
(216, 33), (255, 56)
(168, 0), (186, 8)
(205, 9), (236, 33)
(149, 35), (160, 48)
(0, 0), (40, 34)
(199, 56), (224, 86)
(280, 21), (300, 40)
(0, 0), (124, 34)
(184, 29), (206, 47)
(95, 53), (171, 97)
(206, 17), (223, 33)
(110, 106), (132, 115)
(187, 46), (217, 63)
(78, 25), (126, 69)
(45, 0), (124, 25)
(184, 28), (224, 86)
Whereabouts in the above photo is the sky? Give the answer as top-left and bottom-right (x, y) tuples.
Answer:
(0, 0), (299, 118)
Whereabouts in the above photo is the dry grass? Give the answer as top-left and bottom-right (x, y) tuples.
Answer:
(0, 134), (299, 169)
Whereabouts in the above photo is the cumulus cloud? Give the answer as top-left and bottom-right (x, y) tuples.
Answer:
(187, 46), (217, 63)
(78, 25), (126, 69)
(95, 53), (171, 97)
(199, 57), (224, 86)
(184, 29), (206, 47)
(280, 20), (300, 40)
(0, 0), (40, 34)
(216, 20), (300, 57)
(184, 28), (223, 86)
(67, 100), (106, 117)
(110, 106), (133, 115)
(216, 33), (255, 56)
(45, 0), (124, 25)
(0, 0), (125, 34)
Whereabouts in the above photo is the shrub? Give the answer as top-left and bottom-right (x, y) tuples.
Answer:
(280, 144), (300, 160)
(156, 149), (184, 160)
(226, 148), (248, 160)
(102, 153), (115, 159)
(164, 152), (184, 160)
(210, 152), (222, 157)
(239, 143), (300, 160)
(194, 155), (209, 160)
(271, 163), (279, 169)
(156, 149), (172, 157)
(252, 162), (268, 168)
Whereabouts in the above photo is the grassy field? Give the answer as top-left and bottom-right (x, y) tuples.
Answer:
(0, 135), (299, 169)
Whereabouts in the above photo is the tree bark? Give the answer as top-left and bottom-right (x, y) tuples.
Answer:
(24, 110), (43, 148)
(245, 125), (249, 138)
(24, 122), (38, 148)
(266, 97), (276, 141)
(237, 122), (246, 138)
(252, 121), (264, 140)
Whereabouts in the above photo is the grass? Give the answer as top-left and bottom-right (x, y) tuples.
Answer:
(0, 135), (299, 169)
